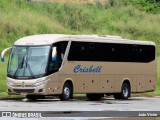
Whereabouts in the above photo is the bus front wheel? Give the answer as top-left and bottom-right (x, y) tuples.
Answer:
(114, 83), (130, 100)
(86, 93), (103, 101)
(59, 83), (72, 101)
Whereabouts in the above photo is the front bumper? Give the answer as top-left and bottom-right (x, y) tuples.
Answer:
(7, 83), (49, 95)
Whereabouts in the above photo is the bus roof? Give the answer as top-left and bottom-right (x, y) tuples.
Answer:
(14, 34), (155, 46)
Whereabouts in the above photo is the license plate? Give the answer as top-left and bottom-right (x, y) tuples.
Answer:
(21, 92), (27, 96)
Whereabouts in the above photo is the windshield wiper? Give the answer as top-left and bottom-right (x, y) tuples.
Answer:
(24, 52), (35, 79)
(26, 63), (35, 79)
(13, 56), (25, 78)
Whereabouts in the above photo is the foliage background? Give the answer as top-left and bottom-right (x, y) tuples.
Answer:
(0, 0), (159, 96)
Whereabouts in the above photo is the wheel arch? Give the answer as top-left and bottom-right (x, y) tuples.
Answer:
(59, 79), (74, 101)
(114, 78), (131, 100)
(121, 78), (131, 92)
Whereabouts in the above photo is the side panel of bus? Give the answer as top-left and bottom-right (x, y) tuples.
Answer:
(59, 62), (156, 94)
(58, 40), (156, 94)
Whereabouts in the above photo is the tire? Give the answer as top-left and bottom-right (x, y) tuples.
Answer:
(86, 93), (103, 101)
(59, 83), (72, 101)
(114, 83), (130, 100)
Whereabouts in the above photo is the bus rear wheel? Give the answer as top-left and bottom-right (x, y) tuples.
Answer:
(86, 93), (103, 101)
(59, 83), (72, 101)
(114, 83), (130, 100)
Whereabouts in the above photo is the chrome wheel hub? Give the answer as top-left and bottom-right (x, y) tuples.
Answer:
(64, 87), (70, 98)
(123, 87), (128, 97)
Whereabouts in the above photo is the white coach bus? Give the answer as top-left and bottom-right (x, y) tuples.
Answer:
(1, 34), (156, 101)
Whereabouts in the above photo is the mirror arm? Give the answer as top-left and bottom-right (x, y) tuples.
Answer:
(1, 47), (12, 62)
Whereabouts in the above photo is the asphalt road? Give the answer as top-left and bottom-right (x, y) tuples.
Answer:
(0, 96), (159, 119)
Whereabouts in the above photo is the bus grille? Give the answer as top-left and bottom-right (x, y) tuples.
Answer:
(13, 89), (35, 93)
(14, 84), (34, 87)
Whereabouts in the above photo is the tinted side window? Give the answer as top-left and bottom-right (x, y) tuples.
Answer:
(95, 43), (115, 61)
(68, 42), (119, 62)
(129, 45), (143, 62)
(142, 45), (155, 62)
(68, 42), (85, 61)
(68, 41), (155, 62)
(129, 45), (155, 62)
(114, 44), (129, 62)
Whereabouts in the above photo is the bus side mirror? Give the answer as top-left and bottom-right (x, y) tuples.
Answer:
(1, 47), (12, 62)
(52, 47), (57, 62)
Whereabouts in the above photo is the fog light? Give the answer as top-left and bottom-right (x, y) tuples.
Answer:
(38, 89), (43, 93)
(8, 89), (11, 92)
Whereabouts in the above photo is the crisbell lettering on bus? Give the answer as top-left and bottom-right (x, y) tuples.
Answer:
(74, 65), (102, 73)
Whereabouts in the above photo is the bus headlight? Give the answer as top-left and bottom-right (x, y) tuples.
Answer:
(7, 79), (15, 87)
(33, 79), (48, 87)
(7, 82), (15, 87)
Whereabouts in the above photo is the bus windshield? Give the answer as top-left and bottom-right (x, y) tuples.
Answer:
(8, 46), (50, 79)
